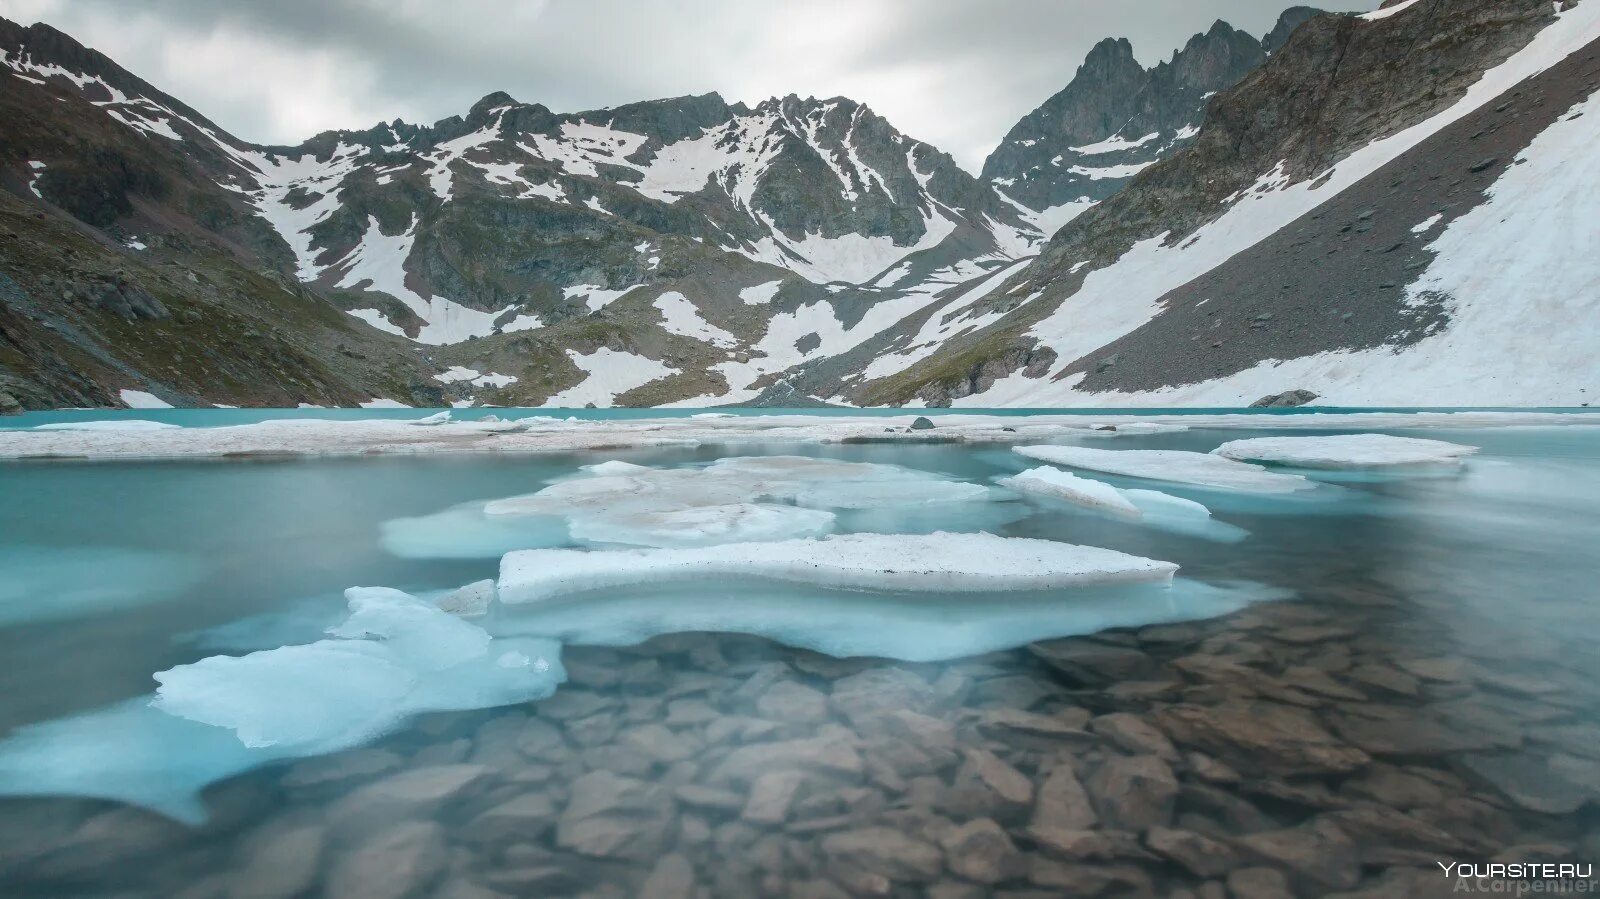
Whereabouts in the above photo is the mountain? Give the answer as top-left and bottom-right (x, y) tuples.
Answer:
(0, 14), (1049, 409)
(981, 8), (1323, 236)
(3, 0), (1597, 411)
(847, 0), (1600, 408)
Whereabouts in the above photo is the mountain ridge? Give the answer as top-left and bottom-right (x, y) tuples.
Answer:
(2, 1), (1597, 411)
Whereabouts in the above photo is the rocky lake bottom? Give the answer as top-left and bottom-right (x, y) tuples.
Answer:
(0, 419), (1596, 898)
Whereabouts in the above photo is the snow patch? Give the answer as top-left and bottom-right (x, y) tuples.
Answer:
(119, 389), (172, 409)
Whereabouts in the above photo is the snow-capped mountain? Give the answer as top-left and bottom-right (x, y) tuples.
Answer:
(852, 0), (1600, 408)
(981, 9), (1321, 237)
(2, 0), (1597, 411)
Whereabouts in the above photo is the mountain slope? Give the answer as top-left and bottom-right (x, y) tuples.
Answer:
(858, 0), (1600, 408)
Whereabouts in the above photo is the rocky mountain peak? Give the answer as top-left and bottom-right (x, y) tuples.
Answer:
(980, 12), (1318, 231)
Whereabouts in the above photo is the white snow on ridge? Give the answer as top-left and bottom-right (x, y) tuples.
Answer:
(653, 291), (740, 348)
(26, 160), (45, 198)
(863, 257), (1035, 381)
(1411, 213), (1444, 234)
(1362, 0), (1423, 21)
(965, 3), (1600, 408)
(739, 207), (959, 285)
(564, 284), (638, 313)
(543, 348), (676, 408)
(1070, 132), (1160, 155)
(498, 532), (1178, 604)
(1015, 445), (1313, 493)
(119, 389), (172, 409)
(1067, 161), (1157, 180)
(1213, 434), (1477, 468)
(740, 280), (785, 305)
(239, 143), (367, 282)
(332, 215), (511, 345)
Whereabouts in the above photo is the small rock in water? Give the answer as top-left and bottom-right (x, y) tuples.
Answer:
(1248, 389), (1318, 408)
(323, 821), (447, 899)
(939, 818), (1021, 884)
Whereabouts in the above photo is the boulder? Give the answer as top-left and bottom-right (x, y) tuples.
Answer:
(640, 853), (697, 899)
(938, 818), (1021, 884)
(821, 827), (944, 883)
(757, 681), (831, 724)
(1144, 826), (1237, 878)
(1087, 755), (1178, 829)
(743, 771), (805, 825)
(1151, 701), (1370, 775)
(323, 821), (446, 899)
(710, 735), (864, 784)
(1088, 713), (1179, 762)
(1239, 818), (1361, 892)
(226, 823), (325, 899)
(1248, 389), (1318, 408)
(1031, 764), (1098, 831)
(556, 770), (675, 860)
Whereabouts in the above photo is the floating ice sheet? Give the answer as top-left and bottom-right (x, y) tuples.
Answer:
(1014, 445), (1313, 493)
(32, 420), (179, 432)
(1212, 434), (1478, 469)
(152, 587), (563, 753)
(388, 455), (998, 557)
(496, 577), (1282, 663)
(380, 502), (570, 559)
(999, 465), (1140, 516)
(0, 587), (564, 821)
(499, 532), (1178, 603)
(568, 503), (837, 548)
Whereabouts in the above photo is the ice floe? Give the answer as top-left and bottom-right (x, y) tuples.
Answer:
(380, 502), (570, 560)
(152, 587), (562, 752)
(497, 576), (1282, 665)
(499, 532), (1178, 603)
(388, 455), (996, 557)
(0, 411), (1589, 462)
(999, 465), (1140, 516)
(1014, 445), (1314, 493)
(0, 587), (564, 821)
(568, 503), (837, 549)
(1212, 434), (1478, 468)
(494, 455), (988, 526)
(32, 419), (179, 431)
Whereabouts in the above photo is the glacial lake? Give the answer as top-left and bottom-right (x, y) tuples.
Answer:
(1, 414), (1597, 897)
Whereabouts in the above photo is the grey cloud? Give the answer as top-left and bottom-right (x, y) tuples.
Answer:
(0, 0), (1382, 170)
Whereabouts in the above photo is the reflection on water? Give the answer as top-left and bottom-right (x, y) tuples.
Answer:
(0, 424), (1597, 897)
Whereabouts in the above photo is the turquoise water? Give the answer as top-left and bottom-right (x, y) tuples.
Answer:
(1, 420), (1597, 895)
(4, 405), (1595, 429)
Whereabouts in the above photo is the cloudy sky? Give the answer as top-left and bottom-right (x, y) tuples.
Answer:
(1, 0), (1380, 171)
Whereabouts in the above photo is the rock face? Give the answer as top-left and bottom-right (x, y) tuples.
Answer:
(982, 14), (1309, 221)
(867, 0), (1597, 409)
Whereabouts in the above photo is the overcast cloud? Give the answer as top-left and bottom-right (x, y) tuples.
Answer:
(0, 0), (1380, 171)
